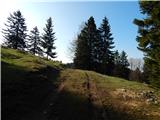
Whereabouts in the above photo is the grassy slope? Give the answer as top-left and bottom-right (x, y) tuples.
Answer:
(1, 47), (62, 120)
(2, 47), (160, 120)
(58, 69), (160, 120)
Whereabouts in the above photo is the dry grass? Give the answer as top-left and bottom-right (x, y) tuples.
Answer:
(2, 47), (160, 120)
(58, 69), (160, 120)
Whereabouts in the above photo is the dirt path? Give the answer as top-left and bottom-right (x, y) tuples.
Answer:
(38, 70), (109, 120)
(22, 69), (160, 120)
(84, 72), (108, 120)
(43, 80), (65, 120)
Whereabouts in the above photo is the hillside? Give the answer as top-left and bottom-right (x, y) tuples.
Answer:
(1, 47), (63, 120)
(1, 47), (160, 120)
(57, 69), (160, 120)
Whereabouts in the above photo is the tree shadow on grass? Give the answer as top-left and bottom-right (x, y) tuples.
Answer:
(1, 61), (60, 120)
(46, 89), (148, 120)
(2, 62), (152, 120)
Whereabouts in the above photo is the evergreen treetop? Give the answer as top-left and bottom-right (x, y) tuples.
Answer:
(27, 26), (43, 56)
(2, 10), (27, 50)
(42, 17), (57, 59)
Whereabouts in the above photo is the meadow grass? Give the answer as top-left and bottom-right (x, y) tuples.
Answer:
(1, 48), (160, 120)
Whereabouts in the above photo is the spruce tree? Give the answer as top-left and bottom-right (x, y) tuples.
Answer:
(27, 26), (42, 56)
(98, 17), (115, 75)
(42, 17), (56, 59)
(113, 50), (121, 77)
(74, 32), (90, 70)
(133, 1), (160, 87)
(2, 10), (27, 50)
(87, 17), (101, 71)
(120, 51), (130, 79)
(114, 50), (121, 65)
(120, 51), (129, 68)
(74, 16), (99, 70)
(113, 50), (130, 79)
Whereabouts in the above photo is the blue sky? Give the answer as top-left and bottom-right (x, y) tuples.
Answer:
(0, 1), (144, 63)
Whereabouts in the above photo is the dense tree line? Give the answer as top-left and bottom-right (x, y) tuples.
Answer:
(73, 16), (130, 79)
(0, 10), (133, 80)
(113, 50), (130, 79)
(134, 1), (160, 88)
(4, 7), (159, 86)
(2, 10), (56, 59)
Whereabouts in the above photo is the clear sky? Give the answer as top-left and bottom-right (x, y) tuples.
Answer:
(0, 0), (144, 63)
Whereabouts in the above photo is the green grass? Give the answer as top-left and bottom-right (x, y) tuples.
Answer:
(88, 71), (152, 90)
(1, 47), (63, 120)
(59, 69), (160, 120)
(1, 47), (63, 71)
(2, 47), (160, 120)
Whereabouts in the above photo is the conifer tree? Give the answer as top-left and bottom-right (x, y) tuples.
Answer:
(120, 51), (129, 68)
(113, 50), (130, 79)
(113, 50), (121, 77)
(27, 26), (42, 56)
(74, 16), (99, 70)
(120, 51), (130, 79)
(87, 17), (101, 71)
(2, 10), (27, 50)
(42, 17), (56, 59)
(98, 17), (115, 75)
(114, 50), (121, 65)
(74, 32), (90, 70)
(134, 1), (160, 87)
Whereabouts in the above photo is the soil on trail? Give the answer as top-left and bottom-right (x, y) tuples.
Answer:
(84, 72), (108, 120)
(18, 69), (159, 120)
(42, 71), (109, 120)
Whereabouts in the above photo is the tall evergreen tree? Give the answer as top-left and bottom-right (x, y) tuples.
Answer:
(42, 17), (56, 59)
(120, 51), (130, 79)
(133, 1), (160, 87)
(2, 10), (27, 50)
(113, 50), (121, 77)
(120, 51), (130, 68)
(74, 32), (90, 70)
(113, 50), (130, 79)
(114, 50), (121, 65)
(74, 16), (99, 70)
(87, 17), (101, 71)
(98, 17), (115, 75)
(27, 26), (42, 56)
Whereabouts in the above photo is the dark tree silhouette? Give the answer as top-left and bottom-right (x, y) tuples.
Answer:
(113, 50), (121, 77)
(74, 16), (116, 75)
(120, 51), (130, 67)
(2, 10), (27, 50)
(74, 33), (90, 70)
(74, 16), (99, 70)
(134, 1), (160, 88)
(113, 50), (130, 79)
(114, 50), (121, 65)
(27, 26), (43, 56)
(98, 17), (115, 75)
(42, 17), (56, 59)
